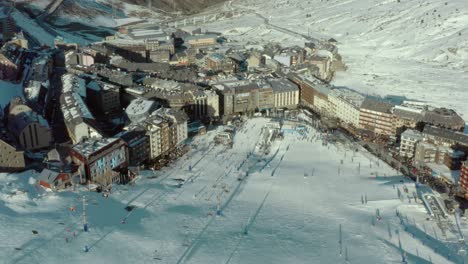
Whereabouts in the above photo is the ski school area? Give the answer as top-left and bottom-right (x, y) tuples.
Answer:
(1, 117), (467, 263)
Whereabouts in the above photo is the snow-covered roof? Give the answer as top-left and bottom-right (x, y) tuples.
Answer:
(125, 98), (157, 122)
(330, 88), (365, 108)
(268, 79), (299, 93)
(8, 109), (50, 135)
(401, 129), (423, 140)
(72, 137), (121, 159)
(38, 169), (61, 186)
(24, 81), (42, 101)
(62, 74), (86, 97)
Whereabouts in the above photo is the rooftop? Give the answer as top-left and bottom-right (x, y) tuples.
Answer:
(423, 108), (465, 129)
(423, 126), (468, 146)
(125, 98), (158, 121)
(360, 97), (394, 114)
(184, 34), (218, 41)
(268, 79), (299, 93)
(401, 129), (424, 140)
(72, 137), (121, 159)
(393, 105), (424, 121)
(330, 88), (365, 108)
(289, 73), (333, 96)
(62, 74), (86, 97)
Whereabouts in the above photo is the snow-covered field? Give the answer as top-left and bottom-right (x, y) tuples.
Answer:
(1, 118), (466, 263)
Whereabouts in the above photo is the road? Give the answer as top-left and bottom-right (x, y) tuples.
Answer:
(230, 2), (319, 42)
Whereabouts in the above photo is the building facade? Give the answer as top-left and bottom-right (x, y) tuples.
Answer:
(0, 53), (18, 81)
(400, 129), (424, 158)
(8, 103), (53, 150)
(118, 127), (150, 167)
(460, 160), (468, 192)
(70, 138), (128, 185)
(86, 80), (121, 115)
(393, 106), (424, 132)
(329, 89), (364, 128)
(269, 79), (299, 110)
(414, 142), (438, 165)
(359, 98), (395, 136)
(0, 138), (25, 172)
(423, 126), (468, 148)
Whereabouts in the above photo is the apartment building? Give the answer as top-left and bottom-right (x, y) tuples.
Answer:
(329, 89), (364, 128)
(269, 79), (300, 110)
(359, 98), (395, 136)
(399, 129), (424, 158)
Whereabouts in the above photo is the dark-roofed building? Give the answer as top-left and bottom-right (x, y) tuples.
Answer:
(268, 79), (300, 109)
(117, 125), (150, 167)
(95, 65), (134, 87)
(7, 102), (53, 150)
(288, 73), (332, 115)
(359, 98), (395, 136)
(86, 80), (121, 115)
(423, 108), (465, 132)
(393, 105), (424, 131)
(205, 53), (236, 73)
(422, 126), (468, 147)
(213, 80), (260, 116)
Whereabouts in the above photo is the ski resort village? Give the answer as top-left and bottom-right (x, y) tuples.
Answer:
(0, 0), (468, 263)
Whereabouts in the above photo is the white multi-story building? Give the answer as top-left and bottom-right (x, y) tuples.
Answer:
(329, 89), (364, 128)
(61, 74), (101, 144)
(400, 129), (424, 158)
(145, 118), (162, 160)
(156, 108), (188, 146)
(314, 95), (333, 116)
(269, 79), (300, 109)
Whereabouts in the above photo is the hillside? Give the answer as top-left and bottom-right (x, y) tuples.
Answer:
(123, 0), (227, 14)
(218, 0), (468, 116)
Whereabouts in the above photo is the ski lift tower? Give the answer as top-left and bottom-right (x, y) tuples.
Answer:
(82, 195), (88, 232)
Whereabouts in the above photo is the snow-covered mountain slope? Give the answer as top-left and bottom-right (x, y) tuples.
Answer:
(226, 0), (468, 116)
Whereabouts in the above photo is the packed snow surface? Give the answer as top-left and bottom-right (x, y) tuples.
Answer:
(1, 118), (466, 263)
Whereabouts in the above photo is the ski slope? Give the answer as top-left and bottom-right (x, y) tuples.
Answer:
(1, 117), (466, 263)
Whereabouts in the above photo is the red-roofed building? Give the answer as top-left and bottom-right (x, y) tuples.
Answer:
(38, 169), (71, 191)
